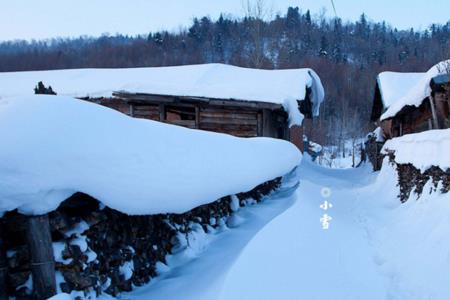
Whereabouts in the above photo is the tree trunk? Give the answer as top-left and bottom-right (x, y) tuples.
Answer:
(26, 214), (56, 300)
(0, 221), (7, 300)
(352, 139), (355, 168)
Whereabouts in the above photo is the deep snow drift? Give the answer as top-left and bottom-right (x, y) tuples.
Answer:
(93, 157), (450, 300)
(0, 95), (301, 216)
(219, 159), (450, 300)
(0, 63), (325, 126)
(382, 128), (450, 171)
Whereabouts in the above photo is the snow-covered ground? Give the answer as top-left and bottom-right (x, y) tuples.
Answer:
(104, 169), (301, 300)
(4, 96), (448, 300)
(85, 156), (449, 300)
(315, 139), (364, 169)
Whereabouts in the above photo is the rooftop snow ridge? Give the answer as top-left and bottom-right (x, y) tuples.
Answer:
(0, 64), (325, 126)
(376, 71), (423, 110)
(381, 59), (450, 120)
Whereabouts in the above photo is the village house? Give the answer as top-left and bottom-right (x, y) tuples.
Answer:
(0, 63), (325, 152)
(367, 61), (450, 169)
(0, 63), (324, 299)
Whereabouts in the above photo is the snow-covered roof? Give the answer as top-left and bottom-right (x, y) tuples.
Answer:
(0, 64), (325, 122)
(381, 60), (450, 121)
(377, 71), (424, 110)
(382, 129), (450, 171)
(0, 95), (302, 216)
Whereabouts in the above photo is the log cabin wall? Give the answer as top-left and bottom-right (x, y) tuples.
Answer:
(433, 89), (450, 129)
(117, 100), (289, 141)
(382, 101), (433, 138)
(198, 106), (259, 137)
(96, 98), (132, 116)
(380, 82), (450, 139)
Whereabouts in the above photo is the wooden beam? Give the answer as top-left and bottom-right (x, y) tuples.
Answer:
(257, 112), (263, 136)
(199, 112), (257, 120)
(429, 96), (440, 129)
(0, 221), (7, 300)
(113, 91), (284, 111)
(129, 104), (134, 117)
(113, 91), (176, 103)
(26, 214), (56, 300)
(195, 106), (200, 129)
(159, 104), (165, 122)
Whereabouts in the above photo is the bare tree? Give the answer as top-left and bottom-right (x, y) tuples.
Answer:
(242, 0), (272, 68)
(436, 60), (450, 74)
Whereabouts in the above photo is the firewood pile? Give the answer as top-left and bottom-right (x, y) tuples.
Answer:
(386, 154), (450, 202)
(1, 178), (281, 299)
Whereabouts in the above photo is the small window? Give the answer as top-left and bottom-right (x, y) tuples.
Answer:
(165, 105), (196, 121)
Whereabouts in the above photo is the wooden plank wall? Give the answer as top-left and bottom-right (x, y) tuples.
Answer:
(198, 107), (259, 137)
(106, 101), (290, 140)
(98, 99), (131, 116)
(132, 104), (160, 121)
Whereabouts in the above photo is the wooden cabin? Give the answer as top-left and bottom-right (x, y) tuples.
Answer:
(371, 71), (449, 140)
(93, 91), (304, 149)
(367, 66), (450, 170)
(0, 64), (325, 152)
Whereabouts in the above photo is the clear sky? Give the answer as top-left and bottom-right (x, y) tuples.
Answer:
(1, 0), (449, 41)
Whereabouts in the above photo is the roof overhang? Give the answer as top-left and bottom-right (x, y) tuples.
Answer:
(112, 91), (286, 111)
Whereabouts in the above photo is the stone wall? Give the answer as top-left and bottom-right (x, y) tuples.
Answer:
(1, 178), (280, 299)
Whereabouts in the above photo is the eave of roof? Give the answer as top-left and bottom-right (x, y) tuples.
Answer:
(112, 91), (286, 111)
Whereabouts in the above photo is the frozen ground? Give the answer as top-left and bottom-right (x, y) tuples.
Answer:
(64, 156), (450, 300)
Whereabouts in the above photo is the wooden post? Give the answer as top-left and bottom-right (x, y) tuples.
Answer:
(433, 92), (448, 129)
(159, 104), (165, 122)
(26, 214), (56, 300)
(429, 96), (440, 129)
(0, 221), (8, 300)
(195, 106), (200, 129)
(129, 104), (134, 117)
(256, 112), (263, 136)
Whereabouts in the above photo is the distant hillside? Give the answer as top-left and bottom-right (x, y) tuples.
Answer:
(0, 7), (449, 144)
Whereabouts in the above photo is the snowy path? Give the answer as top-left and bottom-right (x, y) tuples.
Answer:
(220, 159), (388, 300)
(108, 158), (450, 300)
(109, 169), (301, 300)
